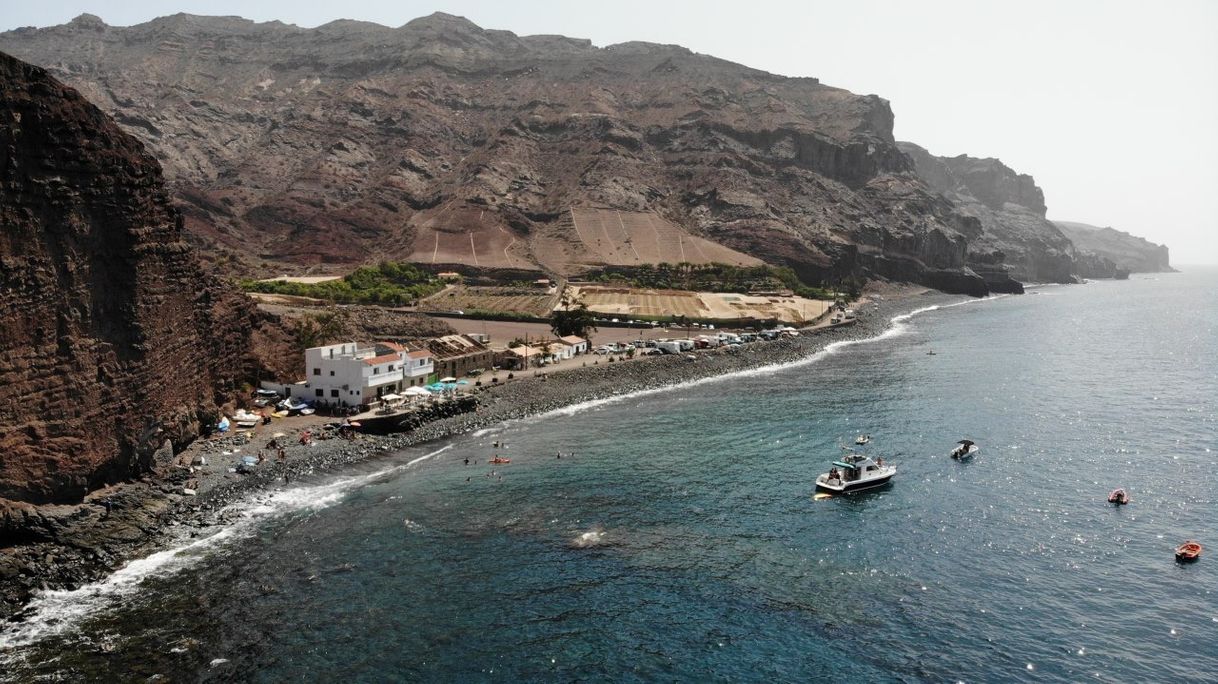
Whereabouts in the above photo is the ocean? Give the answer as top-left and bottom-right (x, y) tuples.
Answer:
(2, 268), (1215, 682)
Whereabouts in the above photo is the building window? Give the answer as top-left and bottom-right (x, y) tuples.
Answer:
(389, 365), (395, 371)
(313, 368), (320, 376)
(315, 389), (323, 397)
(330, 370), (335, 376)
(373, 367), (379, 374)
(331, 389), (339, 397)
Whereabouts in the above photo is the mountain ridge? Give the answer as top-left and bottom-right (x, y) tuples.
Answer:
(0, 12), (997, 295)
(0, 12), (1171, 294)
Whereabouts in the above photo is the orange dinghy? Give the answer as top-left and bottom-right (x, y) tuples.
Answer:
(489, 457), (511, 465)
(1175, 541), (1202, 563)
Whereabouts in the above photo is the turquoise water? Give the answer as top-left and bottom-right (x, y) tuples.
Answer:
(3, 269), (1216, 682)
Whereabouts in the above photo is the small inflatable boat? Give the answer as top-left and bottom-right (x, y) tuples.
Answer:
(1107, 488), (1130, 505)
(1175, 540), (1202, 563)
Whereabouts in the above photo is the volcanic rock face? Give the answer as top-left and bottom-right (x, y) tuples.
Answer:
(1054, 221), (1172, 275)
(0, 52), (262, 504)
(0, 13), (990, 295)
(898, 142), (1076, 285)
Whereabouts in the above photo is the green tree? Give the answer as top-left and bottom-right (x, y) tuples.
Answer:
(550, 295), (597, 343)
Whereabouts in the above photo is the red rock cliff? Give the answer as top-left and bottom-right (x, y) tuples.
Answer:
(0, 51), (259, 504)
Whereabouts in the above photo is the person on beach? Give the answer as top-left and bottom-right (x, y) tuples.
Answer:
(464, 458), (469, 466)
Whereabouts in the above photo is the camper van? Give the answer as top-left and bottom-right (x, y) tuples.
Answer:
(656, 340), (683, 355)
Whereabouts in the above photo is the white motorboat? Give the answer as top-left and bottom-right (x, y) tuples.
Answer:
(949, 440), (978, 460)
(855, 435), (871, 445)
(815, 451), (895, 493)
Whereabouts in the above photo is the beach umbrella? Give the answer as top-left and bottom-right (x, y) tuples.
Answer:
(440, 376), (457, 383)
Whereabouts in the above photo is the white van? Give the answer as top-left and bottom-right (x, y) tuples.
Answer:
(656, 340), (683, 354)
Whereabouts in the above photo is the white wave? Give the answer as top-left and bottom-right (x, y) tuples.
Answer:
(536, 295), (1007, 420)
(569, 527), (607, 549)
(0, 445), (453, 655)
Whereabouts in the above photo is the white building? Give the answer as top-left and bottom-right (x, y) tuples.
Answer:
(271, 341), (434, 407)
(559, 335), (588, 356)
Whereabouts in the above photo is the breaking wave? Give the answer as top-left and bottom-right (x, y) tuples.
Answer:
(0, 445), (453, 655)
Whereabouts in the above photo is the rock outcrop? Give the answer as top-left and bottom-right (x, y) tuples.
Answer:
(1, 13), (995, 295)
(1054, 221), (1172, 275)
(897, 142), (1077, 286)
(0, 52), (270, 504)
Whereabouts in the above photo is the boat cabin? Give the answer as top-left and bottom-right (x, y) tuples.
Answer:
(829, 454), (884, 483)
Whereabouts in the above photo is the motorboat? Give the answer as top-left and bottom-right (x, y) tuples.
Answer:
(950, 440), (978, 460)
(1107, 488), (1130, 505)
(815, 451), (895, 493)
(1175, 541), (1202, 563)
(855, 435), (871, 445)
(489, 456), (511, 465)
(277, 398), (311, 416)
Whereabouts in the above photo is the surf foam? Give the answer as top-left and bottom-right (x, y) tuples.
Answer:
(536, 295), (1006, 421)
(0, 445), (453, 655)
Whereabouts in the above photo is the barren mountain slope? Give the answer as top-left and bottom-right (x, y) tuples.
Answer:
(899, 142), (1078, 284)
(1, 12), (992, 295)
(1054, 221), (1172, 274)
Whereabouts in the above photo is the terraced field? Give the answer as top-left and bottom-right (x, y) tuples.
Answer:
(420, 285), (560, 317)
(570, 285), (831, 324)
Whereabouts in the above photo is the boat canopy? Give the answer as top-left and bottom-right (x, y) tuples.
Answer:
(832, 461), (857, 470)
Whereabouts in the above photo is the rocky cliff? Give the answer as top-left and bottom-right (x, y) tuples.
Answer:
(1054, 221), (1172, 275)
(0, 51), (270, 505)
(898, 142), (1076, 286)
(1, 13), (997, 296)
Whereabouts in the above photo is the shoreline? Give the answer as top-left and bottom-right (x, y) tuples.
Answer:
(0, 288), (957, 624)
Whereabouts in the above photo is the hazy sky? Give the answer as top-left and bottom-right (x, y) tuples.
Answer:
(5, 1), (1216, 263)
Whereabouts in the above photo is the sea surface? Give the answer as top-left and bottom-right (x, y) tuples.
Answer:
(3, 269), (1216, 682)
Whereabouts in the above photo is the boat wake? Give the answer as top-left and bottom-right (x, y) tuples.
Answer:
(0, 444), (453, 656)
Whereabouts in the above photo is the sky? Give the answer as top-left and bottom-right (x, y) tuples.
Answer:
(4, 0), (1216, 263)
